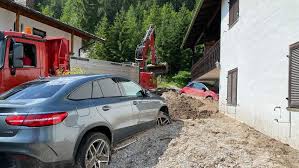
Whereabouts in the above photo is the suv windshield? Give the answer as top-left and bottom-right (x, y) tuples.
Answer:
(0, 81), (65, 100)
(0, 40), (4, 68)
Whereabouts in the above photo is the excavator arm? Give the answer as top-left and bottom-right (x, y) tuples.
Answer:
(135, 25), (168, 90)
(135, 25), (167, 74)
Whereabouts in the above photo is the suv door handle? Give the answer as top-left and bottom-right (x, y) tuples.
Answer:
(102, 106), (111, 111)
(133, 101), (138, 105)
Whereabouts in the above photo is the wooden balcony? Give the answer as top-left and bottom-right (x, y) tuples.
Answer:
(191, 41), (220, 80)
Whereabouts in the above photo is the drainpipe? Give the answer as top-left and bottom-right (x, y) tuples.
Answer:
(274, 106), (292, 138)
(78, 40), (96, 57)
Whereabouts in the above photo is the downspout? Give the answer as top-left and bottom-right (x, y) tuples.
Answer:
(78, 40), (96, 57)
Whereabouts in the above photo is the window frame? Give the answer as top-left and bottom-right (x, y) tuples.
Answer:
(288, 42), (299, 108)
(67, 81), (93, 101)
(8, 40), (38, 68)
(227, 68), (238, 106)
(91, 80), (104, 99)
(116, 77), (143, 97)
(229, 0), (239, 28)
(0, 39), (5, 69)
(97, 77), (123, 98)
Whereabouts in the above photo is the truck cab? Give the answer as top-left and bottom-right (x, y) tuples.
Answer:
(0, 31), (70, 93)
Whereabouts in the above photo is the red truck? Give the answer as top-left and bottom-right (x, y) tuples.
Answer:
(0, 29), (165, 94)
(0, 31), (70, 93)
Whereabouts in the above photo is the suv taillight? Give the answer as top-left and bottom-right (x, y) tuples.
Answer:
(5, 112), (68, 127)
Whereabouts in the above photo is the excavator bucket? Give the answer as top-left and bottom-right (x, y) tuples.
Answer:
(146, 63), (168, 75)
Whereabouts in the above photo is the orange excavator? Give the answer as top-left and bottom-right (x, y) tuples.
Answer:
(135, 25), (168, 90)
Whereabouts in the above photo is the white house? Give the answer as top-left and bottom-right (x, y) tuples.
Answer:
(182, 0), (299, 150)
(0, 0), (103, 57)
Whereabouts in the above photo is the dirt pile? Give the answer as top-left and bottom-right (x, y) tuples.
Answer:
(161, 91), (218, 120)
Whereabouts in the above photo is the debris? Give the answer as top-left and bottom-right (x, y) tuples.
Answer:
(161, 91), (218, 120)
(108, 91), (299, 168)
(113, 140), (137, 153)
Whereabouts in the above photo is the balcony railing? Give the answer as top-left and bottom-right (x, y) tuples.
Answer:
(191, 40), (220, 80)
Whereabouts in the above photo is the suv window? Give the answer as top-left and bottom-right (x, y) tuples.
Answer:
(69, 82), (92, 100)
(98, 78), (121, 97)
(1, 81), (64, 100)
(119, 80), (142, 97)
(92, 81), (103, 98)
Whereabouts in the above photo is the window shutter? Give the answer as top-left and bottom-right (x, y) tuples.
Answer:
(229, 0), (239, 27)
(227, 73), (232, 104)
(231, 70), (238, 106)
(227, 68), (238, 106)
(235, 0), (239, 20)
(289, 42), (299, 108)
(229, 0), (234, 26)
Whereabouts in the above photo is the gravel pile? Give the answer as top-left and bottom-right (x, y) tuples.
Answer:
(161, 91), (218, 120)
(109, 91), (299, 168)
(109, 121), (184, 168)
(155, 115), (299, 168)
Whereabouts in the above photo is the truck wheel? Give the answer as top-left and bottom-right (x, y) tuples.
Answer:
(157, 111), (171, 126)
(76, 132), (111, 168)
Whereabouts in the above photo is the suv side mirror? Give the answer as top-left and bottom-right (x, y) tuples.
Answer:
(12, 43), (24, 68)
(137, 90), (149, 97)
(137, 90), (145, 97)
(202, 88), (207, 92)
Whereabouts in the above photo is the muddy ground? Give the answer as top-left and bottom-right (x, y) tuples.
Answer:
(109, 92), (299, 168)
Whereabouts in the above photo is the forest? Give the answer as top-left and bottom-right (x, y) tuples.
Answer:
(33, 0), (202, 75)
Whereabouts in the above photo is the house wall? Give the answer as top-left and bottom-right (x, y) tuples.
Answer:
(0, 8), (15, 31)
(219, 0), (299, 150)
(20, 16), (83, 57)
(0, 7), (83, 57)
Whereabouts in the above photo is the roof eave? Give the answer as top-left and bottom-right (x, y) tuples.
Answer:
(181, 0), (204, 49)
(0, 0), (104, 42)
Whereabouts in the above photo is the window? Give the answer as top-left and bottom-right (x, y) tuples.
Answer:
(229, 0), (239, 27)
(92, 81), (103, 98)
(0, 40), (4, 68)
(33, 28), (47, 38)
(69, 82), (92, 100)
(98, 78), (122, 97)
(1, 81), (64, 100)
(118, 79), (142, 97)
(227, 68), (238, 106)
(9, 42), (37, 67)
(289, 42), (299, 108)
(192, 82), (207, 90)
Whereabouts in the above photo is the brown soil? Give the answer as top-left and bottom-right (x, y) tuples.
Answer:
(161, 91), (218, 120)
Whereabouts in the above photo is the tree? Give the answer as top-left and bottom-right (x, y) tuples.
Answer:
(35, 0), (66, 19)
(89, 16), (110, 60)
(60, 0), (82, 28)
(36, 0), (198, 74)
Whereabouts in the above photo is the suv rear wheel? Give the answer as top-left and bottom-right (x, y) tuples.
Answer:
(76, 132), (111, 168)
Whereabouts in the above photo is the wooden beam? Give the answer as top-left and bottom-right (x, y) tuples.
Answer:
(71, 32), (74, 55)
(15, 11), (20, 32)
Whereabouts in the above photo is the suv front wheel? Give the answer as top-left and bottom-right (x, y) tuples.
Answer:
(76, 132), (111, 168)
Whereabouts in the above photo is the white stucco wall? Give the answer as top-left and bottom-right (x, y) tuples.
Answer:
(0, 8), (15, 31)
(0, 7), (83, 57)
(219, 0), (299, 150)
(20, 16), (82, 57)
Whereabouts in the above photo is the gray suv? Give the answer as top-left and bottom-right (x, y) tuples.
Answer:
(0, 75), (170, 168)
